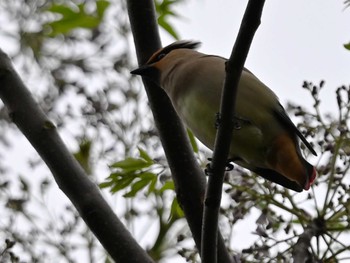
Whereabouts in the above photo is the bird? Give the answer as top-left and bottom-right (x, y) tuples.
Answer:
(131, 40), (317, 192)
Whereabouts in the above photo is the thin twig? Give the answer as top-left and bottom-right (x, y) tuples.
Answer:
(201, 1), (266, 262)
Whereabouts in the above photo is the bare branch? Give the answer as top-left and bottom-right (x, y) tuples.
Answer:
(201, 1), (266, 262)
(127, 0), (232, 262)
(0, 49), (154, 263)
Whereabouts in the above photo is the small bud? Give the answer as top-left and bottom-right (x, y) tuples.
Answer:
(319, 80), (325, 88)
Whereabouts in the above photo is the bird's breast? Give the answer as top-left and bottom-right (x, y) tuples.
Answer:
(162, 54), (286, 168)
(173, 87), (267, 166)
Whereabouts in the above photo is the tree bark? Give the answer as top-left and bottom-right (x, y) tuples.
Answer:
(201, 1), (266, 262)
(0, 49), (154, 263)
(127, 0), (232, 262)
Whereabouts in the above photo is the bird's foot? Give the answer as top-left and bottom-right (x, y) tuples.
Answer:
(205, 162), (212, 176)
(205, 158), (234, 175)
(226, 158), (235, 171)
(214, 112), (221, 129)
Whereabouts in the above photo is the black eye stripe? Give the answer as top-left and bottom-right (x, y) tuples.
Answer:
(157, 53), (166, 60)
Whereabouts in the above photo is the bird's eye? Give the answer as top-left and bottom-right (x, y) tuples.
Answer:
(157, 53), (166, 60)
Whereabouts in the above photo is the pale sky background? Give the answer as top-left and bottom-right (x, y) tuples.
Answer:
(162, 0), (350, 115)
(1, 1), (350, 262)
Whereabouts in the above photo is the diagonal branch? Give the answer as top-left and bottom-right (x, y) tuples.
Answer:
(127, 0), (232, 262)
(201, 1), (266, 262)
(0, 49), (153, 263)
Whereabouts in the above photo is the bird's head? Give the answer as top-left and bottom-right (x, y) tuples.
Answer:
(130, 40), (201, 86)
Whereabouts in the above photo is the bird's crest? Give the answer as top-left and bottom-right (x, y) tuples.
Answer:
(146, 40), (201, 64)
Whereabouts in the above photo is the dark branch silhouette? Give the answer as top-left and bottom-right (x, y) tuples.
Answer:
(201, 1), (266, 262)
(127, 0), (232, 262)
(0, 49), (154, 263)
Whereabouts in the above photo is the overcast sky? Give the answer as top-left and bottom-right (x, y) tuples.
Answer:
(161, 0), (350, 114)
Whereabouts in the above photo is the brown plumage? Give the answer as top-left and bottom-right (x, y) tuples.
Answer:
(131, 41), (317, 192)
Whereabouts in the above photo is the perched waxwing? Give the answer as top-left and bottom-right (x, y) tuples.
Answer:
(131, 40), (317, 192)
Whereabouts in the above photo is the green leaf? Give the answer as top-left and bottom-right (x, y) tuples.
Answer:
(138, 147), (154, 164)
(187, 129), (199, 153)
(158, 16), (179, 40)
(73, 139), (92, 175)
(96, 0), (110, 18)
(168, 197), (184, 221)
(48, 4), (78, 17)
(156, 0), (181, 17)
(107, 171), (128, 179)
(344, 42), (350, 51)
(110, 176), (135, 193)
(47, 15), (100, 36)
(124, 178), (150, 197)
(140, 171), (157, 180)
(111, 157), (152, 171)
(159, 181), (175, 194)
(147, 177), (158, 195)
(99, 181), (114, 189)
(103, 150), (159, 195)
(45, 1), (108, 36)
(124, 172), (157, 197)
(327, 221), (348, 231)
(154, 0), (182, 40)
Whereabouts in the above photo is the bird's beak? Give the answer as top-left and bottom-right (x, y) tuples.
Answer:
(130, 64), (160, 86)
(130, 64), (152, 76)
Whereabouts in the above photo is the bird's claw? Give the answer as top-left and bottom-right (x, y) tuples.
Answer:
(205, 158), (234, 175)
(205, 162), (212, 176)
(225, 162), (234, 171)
(215, 113), (221, 129)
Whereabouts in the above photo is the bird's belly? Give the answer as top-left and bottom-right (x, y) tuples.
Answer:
(175, 93), (268, 167)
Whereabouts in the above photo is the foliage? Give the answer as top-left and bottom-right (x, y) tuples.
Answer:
(344, 42), (350, 51)
(99, 147), (187, 260)
(45, 1), (110, 37)
(155, 0), (183, 40)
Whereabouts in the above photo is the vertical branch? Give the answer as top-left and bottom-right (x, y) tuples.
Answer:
(201, 1), (266, 263)
(127, 0), (232, 262)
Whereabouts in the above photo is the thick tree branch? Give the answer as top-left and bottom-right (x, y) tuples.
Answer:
(127, 0), (232, 262)
(201, 1), (266, 262)
(0, 50), (153, 263)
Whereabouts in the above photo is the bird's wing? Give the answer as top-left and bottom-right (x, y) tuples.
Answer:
(233, 157), (303, 192)
(253, 167), (303, 192)
(274, 104), (317, 156)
